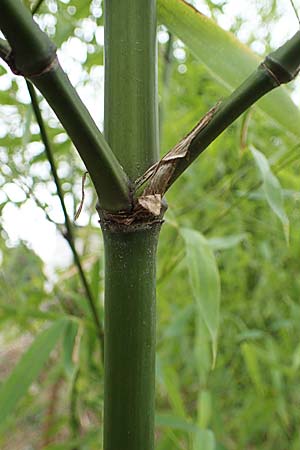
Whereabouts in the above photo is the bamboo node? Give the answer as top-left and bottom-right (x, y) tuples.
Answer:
(5, 51), (58, 79)
(261, 62), (281, 87)
(29, 56), (59, 78)
(97, 196), (167, 233)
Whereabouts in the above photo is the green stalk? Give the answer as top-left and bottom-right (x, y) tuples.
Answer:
(0, 0), (131, 212)
(104, 0), (159, 179)
(102, 1), (160, 449)
(102, 226), (160, 450)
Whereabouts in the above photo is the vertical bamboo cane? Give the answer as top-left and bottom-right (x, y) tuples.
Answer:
(102, 1), (159, 450)
(102, 227), (160, 450)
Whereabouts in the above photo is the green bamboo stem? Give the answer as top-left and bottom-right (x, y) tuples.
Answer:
(102, 226), (160, 450)
(0, 0), (131, 212)
(102, 1), (159, 450)
(140, 31), (300, 196)
(104, 0), (159, 180)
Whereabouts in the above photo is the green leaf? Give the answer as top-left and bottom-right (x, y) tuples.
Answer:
(0, 319), (67, 428)
(241, 342), (265, 395)
(195, 314), (211, 383)
(163, 304), (195, 338)
(182, 228), (221, 367)
(250, 146), (289, 243)
(193, 429), (216, 450)
(156, 414), (200, 433)
(62, 319), (79, 376)
(208, 234), (247, 251)
(157, 0), (300, 140)
(197, 389), (212, 429)
(292, 342), (300, 371)
(163, 366), (187, 418)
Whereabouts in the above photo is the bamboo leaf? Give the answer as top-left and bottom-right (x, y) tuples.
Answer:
(62, 320), (78, 376)
(193, 429), (216, 450)
(157, 0), (300, 139)
(0, 319), (67, 428)
(208, 233), (247, 250)
(195, 314), (211, 383)
(182, 228), (221, 366)
(197, 389), (212, 429)
(241, 342), (265, 395)
(250, 145), (289, 243)
(164, 304), (194, 338)
(292, 342), (300, 371)
(163, 366), (187, 418)
(156, 414), (200, 433)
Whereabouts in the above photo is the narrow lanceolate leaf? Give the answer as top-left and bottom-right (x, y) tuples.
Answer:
(193, 429), (216, 450)
(0, 319), (67, 428)
(241, 342), (265, 395)
(163, 366), (187, 418)
(195, 314), (211, 382)
(155, 414), (200, 433)
(197, 389), (212, 429)
(182, 228), (221, 366)
(250, 146), (289, 243)
(208, 233), (247, 251)
(62, 320), (78, 376)
(157, 0), (300, 140)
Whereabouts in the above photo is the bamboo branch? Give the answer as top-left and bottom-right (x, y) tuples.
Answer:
(27, 81), (104, 356)
(0, 0), (131, 212)
(137, 31), (300, 199)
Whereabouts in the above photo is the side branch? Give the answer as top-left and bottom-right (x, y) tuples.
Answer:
(0, 0), (131, 212)
(137, 31), (300, 198)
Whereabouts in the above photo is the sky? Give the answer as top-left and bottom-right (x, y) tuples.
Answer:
(0, 0), (299, 277)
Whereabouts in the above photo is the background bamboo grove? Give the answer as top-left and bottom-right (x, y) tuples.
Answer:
(0, 1), (300, 450)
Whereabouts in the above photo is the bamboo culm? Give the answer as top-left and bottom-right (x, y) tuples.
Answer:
(102, 1), (159, 450)
(102, 225), (160, 450)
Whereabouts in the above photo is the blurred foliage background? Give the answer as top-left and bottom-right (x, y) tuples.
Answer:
(0, 0), (300, 449)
